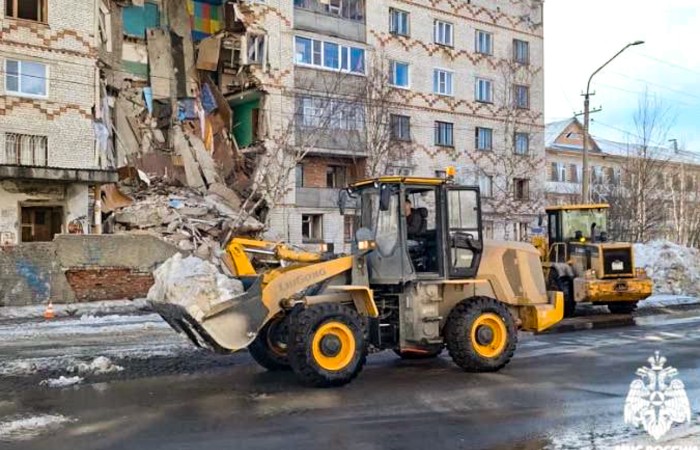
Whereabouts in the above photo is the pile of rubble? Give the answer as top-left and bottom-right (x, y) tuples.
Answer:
(107, 176), (263, 264)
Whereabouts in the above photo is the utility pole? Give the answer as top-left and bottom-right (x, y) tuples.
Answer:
(581, 40), (644, 204)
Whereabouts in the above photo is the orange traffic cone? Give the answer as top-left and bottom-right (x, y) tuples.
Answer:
(43, 301), (55, 320)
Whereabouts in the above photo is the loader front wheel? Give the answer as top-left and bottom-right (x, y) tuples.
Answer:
(248, 314), (290, 371)
(445, 297), (517, 372)
(288, 303), (367, 387)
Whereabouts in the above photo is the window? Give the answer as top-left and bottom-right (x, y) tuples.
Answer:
(483, 221), (494, 239)
(326, 0), (341, 15)
(513, 39), (529, 64)
(326, 165), (348, 188)
(514, 222), (529, 241)
(389, 8), (409, 36)
(247, 34), (265, 64)
(514, 85), (529, 109)
(569, 164), (580, 183)
(5, 59), (48, 98)
(295, 164), (304, 188)
(5, 0), (47, 22)
(550, 163), (566, 182)
(592, 166), (604, 184)
(475, 127), (493, 151)
(294, 36), (365, 74)
(302, 214), (323, 242)
(475, 30), (493, 55)
(298, 97), (364, 130)
(20, 206), (62, 242)
(475, 78), (492, 103)
(514, 178), (529, 200)
(478, 174), (493, 198)
(514, 132), (529, 155)
(433, 69), (453, 95)
(434, 20), (453, 46)
(390, 61), (409, 88)
(344, 216), (355, 242)
(434, 121), (454, 147)
(390, 114), (411, 141)
(4, 133), (48, 166)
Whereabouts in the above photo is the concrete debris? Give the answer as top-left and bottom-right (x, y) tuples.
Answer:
(108, 176), (263, 266)
(147, 253), (244, 311)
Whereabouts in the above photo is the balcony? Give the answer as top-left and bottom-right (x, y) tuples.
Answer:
(296, 187), (358, 209)
(294, 0), (366, 43)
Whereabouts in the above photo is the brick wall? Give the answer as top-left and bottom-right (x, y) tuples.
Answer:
(0, 235), (179, 306)
(299, 156), (364, 188)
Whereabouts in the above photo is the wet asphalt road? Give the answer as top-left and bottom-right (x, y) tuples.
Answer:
(2, 310), (700, 450)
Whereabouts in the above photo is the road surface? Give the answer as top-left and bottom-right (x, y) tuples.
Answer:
(1, 308), (699, 449)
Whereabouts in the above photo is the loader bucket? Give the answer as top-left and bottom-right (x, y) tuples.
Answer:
(150, 276), (269, 354)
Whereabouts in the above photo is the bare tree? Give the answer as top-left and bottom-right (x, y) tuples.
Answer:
(608, 89), (672, 242)
(466, 60), (544, 240)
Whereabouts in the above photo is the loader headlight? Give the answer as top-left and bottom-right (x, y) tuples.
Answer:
(358, 240), (376, 251)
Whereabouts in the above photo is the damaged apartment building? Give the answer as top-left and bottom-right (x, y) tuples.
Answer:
(201, 0), (545, 246)
(0, 0), (117, 244)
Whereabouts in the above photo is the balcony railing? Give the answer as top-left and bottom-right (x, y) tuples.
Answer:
(3, 133), (48, 166)
(294, 0), (365, 23)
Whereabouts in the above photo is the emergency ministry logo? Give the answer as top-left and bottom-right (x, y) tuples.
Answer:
(624, 351), (691, 440)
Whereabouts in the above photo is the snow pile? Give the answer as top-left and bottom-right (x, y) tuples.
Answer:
(148, 253), (244, 309)
(73, 356), (124, 375)
(0, 414), (74, 441)
(0, 299), (150, 321)
(634, 240), (700, 295)
(40, 376), (83, 388)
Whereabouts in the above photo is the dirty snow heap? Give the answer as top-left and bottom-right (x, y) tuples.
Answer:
(634, 240), (700, 296)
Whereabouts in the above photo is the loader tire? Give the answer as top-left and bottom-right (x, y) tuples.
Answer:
(548, 271), (576, 317)
(608, 301), (638, 315)
(248, 314), (291, 371)
(393, 345), (443, 360)
(288, 303), (367, 387)
(445, 297), (517, 372)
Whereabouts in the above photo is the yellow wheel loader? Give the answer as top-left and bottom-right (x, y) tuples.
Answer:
(534, 204), (652, 317)
(150, 175), (563, 387)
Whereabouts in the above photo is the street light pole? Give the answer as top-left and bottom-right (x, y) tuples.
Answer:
(581, 40), (644, 204)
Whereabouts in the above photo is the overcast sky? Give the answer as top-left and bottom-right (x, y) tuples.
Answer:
(544, 0), (700, 150)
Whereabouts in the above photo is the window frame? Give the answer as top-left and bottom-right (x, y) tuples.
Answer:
(389, 8), (410, 36)
(514, 84), (530, 109)
(5, 0), (48, 23)
(475, 127), (493, 151)
(302, 214), (324, 242)
(478, 174), (493, 198)
(475, 77), (492, 103)
(390, 114), (411, 141)
(434, 121), (454, 147)
(433, 68), (454, 96)
(4, 59), (49, 99)
(294, 36), (365, 74)
(514, 132), (529, 155)
(433, 19), (454, 47)
(247, 33), (266, 64)
(513, 39), (530, 64)
(389, 60), (410, 88)
(475, 30), (493, 55)
(513, 178), (530, 201)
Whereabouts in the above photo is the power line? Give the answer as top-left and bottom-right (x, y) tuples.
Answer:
(606, 70), (700, 104)
(632, 50), (700, 78)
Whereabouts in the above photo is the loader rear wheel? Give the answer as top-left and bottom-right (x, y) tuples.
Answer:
(248, 314), (290, 371)
(608, 301), (638, 314)
(445, 297), (517, 372)
(288, 303), (367, 387)
(548, 271), (576, 318)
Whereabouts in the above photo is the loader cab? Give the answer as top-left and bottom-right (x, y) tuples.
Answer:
(346, 176), (483, 284)
(546, 204), (610, 263)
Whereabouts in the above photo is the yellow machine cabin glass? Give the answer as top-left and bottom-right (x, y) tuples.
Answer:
(561, 209), (607, 240)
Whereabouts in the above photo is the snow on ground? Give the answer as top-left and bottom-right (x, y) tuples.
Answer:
(0, 414), (74, 441)
(0, 299), (150, 321)
(634, 240), (700, 295)
(40, 376), (84, 388)
(640, 294), (698, 308)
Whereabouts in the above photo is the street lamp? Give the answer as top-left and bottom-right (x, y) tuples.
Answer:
(581, 40), (644, 203)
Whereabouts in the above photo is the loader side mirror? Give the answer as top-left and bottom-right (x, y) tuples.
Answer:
(379, 185), (391, 211)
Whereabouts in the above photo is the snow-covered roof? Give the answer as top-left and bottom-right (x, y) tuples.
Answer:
(545, 118), (700, 166)
(544, 118), (574, 148)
